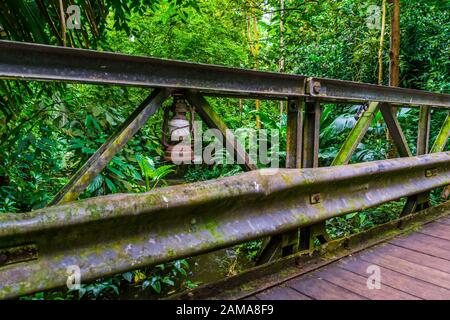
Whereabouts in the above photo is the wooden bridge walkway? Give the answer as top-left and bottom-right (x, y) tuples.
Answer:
(246, 217), (450, 300)
(174, 204), (450, 301)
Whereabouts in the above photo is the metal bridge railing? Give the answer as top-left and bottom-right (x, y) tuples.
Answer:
(0, 40), (449, 298)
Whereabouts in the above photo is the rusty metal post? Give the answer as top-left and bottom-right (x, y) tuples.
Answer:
(285, 98), (304, 168)
(299, 100), (330, 251)
(48, 89), (171, 206)
(402, 106), (432, 215)
(256, 98), (304, 264)
(302, 100), (321, 168)
(417, 106), (431, 155)
(280, 98), (304, 255)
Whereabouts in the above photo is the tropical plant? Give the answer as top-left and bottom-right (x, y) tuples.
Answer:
(136, 154), (175, 191)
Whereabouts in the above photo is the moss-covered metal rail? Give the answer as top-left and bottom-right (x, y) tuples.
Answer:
(0, 152), (449, 298)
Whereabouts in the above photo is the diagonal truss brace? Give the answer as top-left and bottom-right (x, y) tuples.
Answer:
(379, 103), (412, 158)
(333, 102), (413, 166)
(333, 102), (420, 214)
(48, 88), (171, 206)
(185, 91), (257, 171)
(431, 113), (450, 153)
(332, 102), (380, 166)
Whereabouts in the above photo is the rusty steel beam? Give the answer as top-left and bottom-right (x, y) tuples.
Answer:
(1, 152), (449, 298)
(48, 88), (171, 205)
(0, 40), (306, 98)
(2, 41), (450, 107)
(285, 98), (304, 168)
(308, 78), (450, 108)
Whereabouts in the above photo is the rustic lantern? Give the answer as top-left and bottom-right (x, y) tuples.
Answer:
(162, 96), (195, 163)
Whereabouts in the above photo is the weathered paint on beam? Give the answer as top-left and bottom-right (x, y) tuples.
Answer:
(48, 89), (171, 205)
(2, 40), (449, 106)
(1, 152), (449, 298)
(332, 102), (379, 166)
(431, 114), (450, 153)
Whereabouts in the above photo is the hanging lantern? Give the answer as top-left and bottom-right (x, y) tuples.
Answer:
(162, 96), (195, 164)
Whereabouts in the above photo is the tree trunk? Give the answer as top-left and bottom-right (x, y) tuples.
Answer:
(252, 13), (261, 129)
(59, 0), (66, 46)
(246, 9), (261, 129)
(386, 0), (400, 158)
(388, 0), (400, 87)
(279, 0), (286, 115)
(377, 0), (386, 85)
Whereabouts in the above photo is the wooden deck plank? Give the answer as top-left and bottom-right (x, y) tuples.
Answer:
(241, 211), (450, 301)
(255, 286), (311, 300)
(419, 222), (450, 241)
(286, 276), (367, 300)
(312, 266), (420, 300)
(379, 243), (450, 273)
(357, 250), (450, 289)
(390, 232), (450, 256)
(338, 256), (450, 300)
(436, 217), (450, 226)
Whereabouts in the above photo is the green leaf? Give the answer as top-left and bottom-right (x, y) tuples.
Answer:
(87, 175), (104, 193)
(162, 277), (175, 286)
(180, 259), (189, 268)
(107, 165), (126, 178)
(105, 177), (117, 193)
(151, 279), (161, 293)
(345, 213), (358, 219)
(122, 272), (133, 283)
